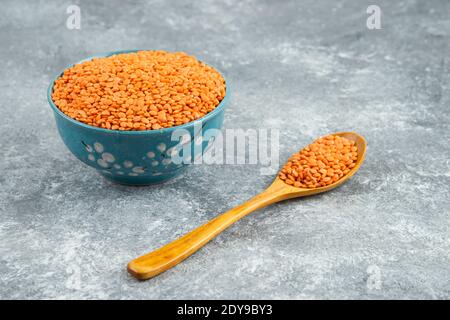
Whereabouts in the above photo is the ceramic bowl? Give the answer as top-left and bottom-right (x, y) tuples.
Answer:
(47, 50), (229, 185)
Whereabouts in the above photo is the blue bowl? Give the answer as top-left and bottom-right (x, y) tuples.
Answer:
(47, 50), (229, 185)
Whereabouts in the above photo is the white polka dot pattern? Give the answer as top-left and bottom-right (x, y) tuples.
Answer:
(82, 139), (199, 177)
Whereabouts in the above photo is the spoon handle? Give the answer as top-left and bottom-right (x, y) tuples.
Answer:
(127, 186), (286, 280)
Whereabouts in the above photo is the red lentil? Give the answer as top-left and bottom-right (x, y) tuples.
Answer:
(279, 135), (358, 188)
(51, 51), (226, 131)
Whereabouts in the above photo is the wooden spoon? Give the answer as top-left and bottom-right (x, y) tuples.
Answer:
(128, 132), (366, 280)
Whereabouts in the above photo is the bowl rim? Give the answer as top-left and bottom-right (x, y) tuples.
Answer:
(47, 49), (229, 135)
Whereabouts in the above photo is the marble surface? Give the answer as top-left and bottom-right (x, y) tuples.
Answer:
(0, 0), (449, 299)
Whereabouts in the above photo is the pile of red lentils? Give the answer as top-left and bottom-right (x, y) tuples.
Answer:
(51, 51), (226, 131)
(279, 135), (358, 188)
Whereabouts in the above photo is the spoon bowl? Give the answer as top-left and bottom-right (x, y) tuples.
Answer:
(270, 131), (367, 199)
(128, 132), (366, 280)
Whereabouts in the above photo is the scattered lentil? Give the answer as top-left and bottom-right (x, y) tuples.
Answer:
(279, 135), (358, 188)
(52, 51), (226, 131)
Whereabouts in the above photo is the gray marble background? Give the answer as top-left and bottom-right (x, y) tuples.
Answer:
(1, 0), (449, 299)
